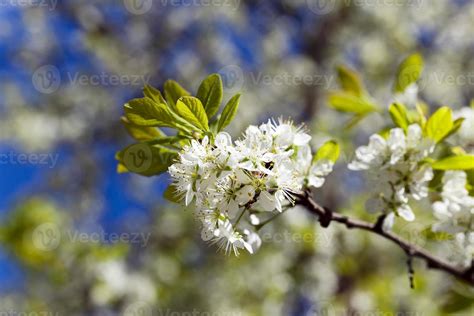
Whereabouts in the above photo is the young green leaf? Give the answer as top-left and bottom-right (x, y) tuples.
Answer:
(444, 118), (465, 140)
(377, 127), (392, 139)
(154, 135), (189, 144)
(424, 106), (453, 143)
(115, 148), (130, 174)
(143, 84), (167, 104)
(124, 98), (175, 127)
(176, 96), (209, 131)
(116, 161), (129, 174)
(389, 103), (409, 131)
(394, 53), (424, 93)
(431, 155), (474, 170)
(468, 170), (474, 196)
(414, 103), (428, 128)
(146, 145), (178, 176)
(421, 228), (453, 241)
(217, 94), (240, 132)
(314, 140), (340, 163)
(164, 80), (190, 110)
(344, 114), (367, 130)
(121, 117), (165, 142)
(451, 146), (466, 156)
(143, 84), (200, 134)
(209, 119), (220, 134)
(336, 65), (364, 97)
(197, 73), (223, 119)
(328, 92), (377, 114)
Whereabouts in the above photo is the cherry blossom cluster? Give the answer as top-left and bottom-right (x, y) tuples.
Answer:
(349, 124), (435, 229)
(432, 171), (474, 267)
(168, 119), (335, 255)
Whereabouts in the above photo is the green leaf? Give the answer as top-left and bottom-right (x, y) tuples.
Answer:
(451, 146), (466, 156)
(432, 155), (474, 170)
(149, 135), (189, 146)
(414, 103), (428, 128)
(421, 227), (453, 241)
(389, 103), (409, 131)
(344, 114), (367, 130)
(124, 98), (175, 127)
(328, 92), (377, 114)
(425, 106), (453, 143)
(444, 118), (465, 140)
(217, 94), (240, 132)
(143, 84), (166, 104)
(394, 53), (424, 92)
(116, 162), (129, 174)
(336, 65), (364, 97)
(121, 117), (164, 142)
(378, 127), (392, 139)
(143, 84), (201, 134)
(164, 80), (190, 110)
(196, 73), (223, 119)
(176, 96), (209, 131)
(209, 119), (220, 134)
(116, 143), (178, 177)
(164, 185), (182, 203)
(314, 140), (340, 163)
(467, 170), (474, 195)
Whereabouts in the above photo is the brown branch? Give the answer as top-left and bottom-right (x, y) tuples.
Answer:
(294, 192), (474, 286)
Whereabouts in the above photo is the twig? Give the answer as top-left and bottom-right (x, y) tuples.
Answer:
(255, 207), (291, 231)
(293, 192), (474, 286)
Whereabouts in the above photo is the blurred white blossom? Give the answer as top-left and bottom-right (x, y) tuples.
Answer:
(453, 106), (474, 152)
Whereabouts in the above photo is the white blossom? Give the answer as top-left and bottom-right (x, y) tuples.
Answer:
(432, 171), (474, 235)
(349, 124), (435, 227)
(168, 119), (335, 255)
(451, 232), (474, 268)
(430, 171), (474, 267)
(452, 106), (474, 152)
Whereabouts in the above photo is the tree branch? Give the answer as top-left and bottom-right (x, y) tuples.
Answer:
(294, 192), (474, 286)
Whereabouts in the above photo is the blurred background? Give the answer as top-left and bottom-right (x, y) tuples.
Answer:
(0, 0), (473, 315)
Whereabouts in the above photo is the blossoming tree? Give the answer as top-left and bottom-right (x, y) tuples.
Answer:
(117, 54), (474, 286)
